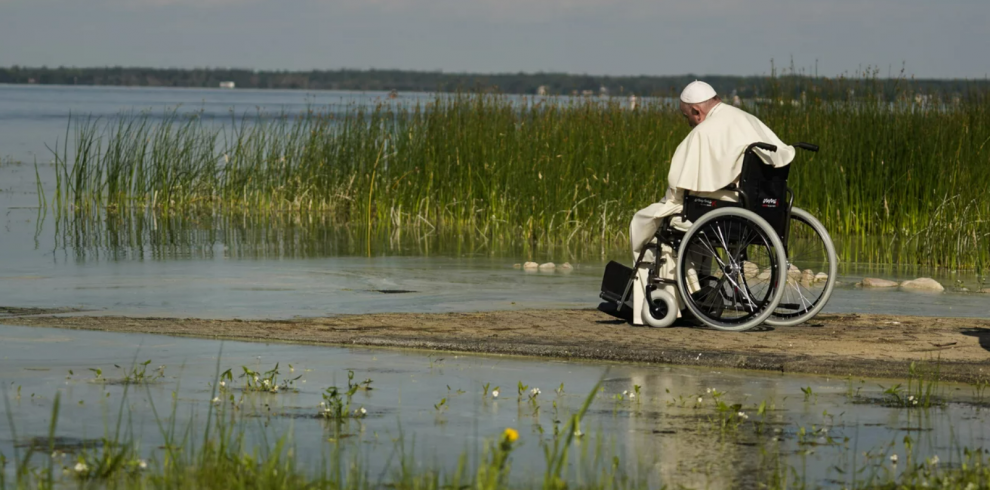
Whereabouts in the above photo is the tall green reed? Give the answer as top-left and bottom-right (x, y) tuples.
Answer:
(48, 79), (990, 269)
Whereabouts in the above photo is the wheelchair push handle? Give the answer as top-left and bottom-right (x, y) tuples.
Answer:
(794, 142), (820, 152)
(746, 142), (778, 153)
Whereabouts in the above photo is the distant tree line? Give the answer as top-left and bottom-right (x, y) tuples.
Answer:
(1, 66), (986, 100)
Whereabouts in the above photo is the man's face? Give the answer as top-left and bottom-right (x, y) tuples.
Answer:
(680, 102), (706, 128)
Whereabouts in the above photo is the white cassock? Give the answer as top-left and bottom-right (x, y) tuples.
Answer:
(629, 102), (796, 325)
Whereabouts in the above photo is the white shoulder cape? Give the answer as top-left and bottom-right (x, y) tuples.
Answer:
(667, 103), (795, 193)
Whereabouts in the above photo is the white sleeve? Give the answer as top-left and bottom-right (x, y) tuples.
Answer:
(660, 186), (684, 205)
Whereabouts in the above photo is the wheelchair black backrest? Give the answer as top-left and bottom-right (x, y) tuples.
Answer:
(683, 144), (791, 244)
(738, 148), (790, 241)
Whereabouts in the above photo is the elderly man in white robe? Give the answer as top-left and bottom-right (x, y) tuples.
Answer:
(629, 81), (795, 326)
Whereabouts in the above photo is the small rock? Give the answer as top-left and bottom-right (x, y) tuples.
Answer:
(757, 269), (771, 280)
(787, 264), (801, 280)
(560, 262), (574, 271)
(900, 277), (944, 292)
(801, 269), (814, 282)
(538, 262), (556, 271)
(958, 287), (971, 292)
(743, 261), (759, 278)
(512, 263), (522, 269)
(523, 261), (539, 270)
(814, 272), (828, 283)
(860, 277), (898, 288)
(978, 288), (990, 294)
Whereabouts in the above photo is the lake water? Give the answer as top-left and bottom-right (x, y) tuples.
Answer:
(2, 324), (987, 488)
(1, 84), (989, 487)
(1, 84), (987, 320)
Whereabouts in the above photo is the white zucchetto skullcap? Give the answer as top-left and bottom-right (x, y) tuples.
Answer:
(680, 80), (717, 104)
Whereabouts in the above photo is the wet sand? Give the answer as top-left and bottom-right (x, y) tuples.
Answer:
(2, 308), (989, 383)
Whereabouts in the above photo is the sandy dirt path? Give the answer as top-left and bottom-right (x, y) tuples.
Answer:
(2, 309), (990, 383)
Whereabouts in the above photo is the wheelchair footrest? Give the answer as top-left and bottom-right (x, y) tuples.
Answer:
(600, 260), (634, 303)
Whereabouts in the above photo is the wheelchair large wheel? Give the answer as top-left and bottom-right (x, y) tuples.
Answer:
(676, 208), (788, 332)
(766, 207), (838, 326)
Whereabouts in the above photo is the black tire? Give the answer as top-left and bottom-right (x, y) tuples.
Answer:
(676, 208), (788, 332)
(766, 207), (838, 326)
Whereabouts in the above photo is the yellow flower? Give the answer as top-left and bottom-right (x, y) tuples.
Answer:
(502, 428), (519, 443)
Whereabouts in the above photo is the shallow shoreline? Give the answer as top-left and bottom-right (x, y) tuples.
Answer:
(2, 308), (990, 383)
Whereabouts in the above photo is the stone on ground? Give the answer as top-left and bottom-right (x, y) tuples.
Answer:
(787, 264), (801, 279)
(860, 277), (898, 288)
(538, 262), (556, 271)
(900, 277), (944, 292)
(523, 261), (539, 270)
(743, 261), (760, 277)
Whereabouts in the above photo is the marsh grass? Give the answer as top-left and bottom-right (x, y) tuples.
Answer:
(1, 372), (631, 490)
(850, 360), (946, 409)
(46, 75), (990, 269)
(3, 362), (990, 489)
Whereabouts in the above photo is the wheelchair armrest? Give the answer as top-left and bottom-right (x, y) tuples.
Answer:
(747, 142), (777, 153)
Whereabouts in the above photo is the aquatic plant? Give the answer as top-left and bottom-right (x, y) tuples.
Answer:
(319, 370), (369, 420)
(879, 360), (944, 408)
(116, 360), (165, 384)
(231, 363), (301, 393)
(46, 76), (990, 270)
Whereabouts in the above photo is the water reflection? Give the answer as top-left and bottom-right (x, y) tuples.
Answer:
(52, 208), (603, 263)
(1, 324), (984, 488)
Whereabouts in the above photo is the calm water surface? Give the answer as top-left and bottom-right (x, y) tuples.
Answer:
(0, 85), (986, 319)
(2, 324), (987, 488)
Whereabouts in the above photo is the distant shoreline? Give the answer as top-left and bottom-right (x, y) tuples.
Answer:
(2, 66), (986, 98)
(3, 309), (989, 383)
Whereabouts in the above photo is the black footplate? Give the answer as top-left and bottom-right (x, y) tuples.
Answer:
(600, 260), (633, 303)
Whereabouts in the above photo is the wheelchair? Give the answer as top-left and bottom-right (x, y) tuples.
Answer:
(599, 142), (837, 332)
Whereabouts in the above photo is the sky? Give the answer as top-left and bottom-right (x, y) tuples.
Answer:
(1, 0), (988, 79)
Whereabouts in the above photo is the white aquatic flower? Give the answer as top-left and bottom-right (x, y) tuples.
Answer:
(272, 385), (280, 392)
(491, 390), (499, 398)
(706, 388), (712, 394)
(737, 412), (749, 420)
(530, 388), (541, 396)
(623, 390), (628, 396)
(74, 462), (88, 473)
(629, 393), (636, 399)
(219, 380), (226, 387)
(360, 407), (367, 415)
(930, 455), (939, 465)
(890, 454), (899, 464)
(320, 401), (326, 406)
(138, 460), (147, 469)
(211, 396), (220, 404)
(254, 376), (259, 383)
(573, 429), (583, 437)
(697, 397), (703, 404)
(263, 379), (270, 386)
(907, 395), (914, 401)
(913, 400), (918, 405)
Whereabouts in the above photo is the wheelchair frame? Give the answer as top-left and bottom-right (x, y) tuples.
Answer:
(600, 141), (823, 331)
